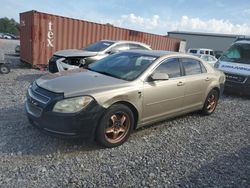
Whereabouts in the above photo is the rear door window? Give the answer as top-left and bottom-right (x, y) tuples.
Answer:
(181, 58), (205, 75)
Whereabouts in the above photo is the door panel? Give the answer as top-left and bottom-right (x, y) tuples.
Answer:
(142, 79), (185, 122)
(182, 75), (207, 108)
(181, 58), (211, 109)
(142, 58), (185, 123)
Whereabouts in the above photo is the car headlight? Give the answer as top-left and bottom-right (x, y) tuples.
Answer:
(53, 96), (93, 113)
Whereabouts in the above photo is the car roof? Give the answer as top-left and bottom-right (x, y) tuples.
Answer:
(100, 39), (149, 46)
(195, 54), (213, 57)
(189, 48), (213, 51)
(120, 50), (191, 58)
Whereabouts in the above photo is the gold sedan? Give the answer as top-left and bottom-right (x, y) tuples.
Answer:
(26, 50), (225, 147)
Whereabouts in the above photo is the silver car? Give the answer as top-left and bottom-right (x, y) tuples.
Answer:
(48, 40), (151, 73)
(194, 54), (218, 67)
(26, 50), (225, 147)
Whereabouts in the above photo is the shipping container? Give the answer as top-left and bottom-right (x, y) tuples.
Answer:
(20, 10), (181, 67)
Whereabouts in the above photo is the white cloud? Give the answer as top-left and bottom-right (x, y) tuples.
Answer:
(106, 14), (250, 35)
(117, 14), (160, 30)
(170, 16), (250, 35)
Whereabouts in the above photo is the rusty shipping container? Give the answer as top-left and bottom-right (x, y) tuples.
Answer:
(20, 10), (181, 67)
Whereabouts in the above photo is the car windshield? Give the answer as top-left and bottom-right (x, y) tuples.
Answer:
(88, 52), (157, 81)
(83, 41), (114, 52)
(220, 43), (250, 65)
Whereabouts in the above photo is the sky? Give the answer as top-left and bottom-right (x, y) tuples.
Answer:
(1, 0), (250, 35)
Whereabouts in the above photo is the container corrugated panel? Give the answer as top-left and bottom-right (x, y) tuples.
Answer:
(20, 10), (181, 67)
(20, 11), (33, 64)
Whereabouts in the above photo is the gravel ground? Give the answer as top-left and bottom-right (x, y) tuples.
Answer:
(0, 65), (249, 188)
(0, 39), (19, 62)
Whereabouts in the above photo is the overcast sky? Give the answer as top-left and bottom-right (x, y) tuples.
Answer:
(1, 0), (250, 35)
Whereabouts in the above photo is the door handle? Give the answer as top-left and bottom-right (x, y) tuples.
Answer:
(177, 81), (184, 86)
(205, 77), (210, 81)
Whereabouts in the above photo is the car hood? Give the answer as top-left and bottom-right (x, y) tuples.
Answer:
(36, 69), (129, 97)
(54, 49), (98, 57)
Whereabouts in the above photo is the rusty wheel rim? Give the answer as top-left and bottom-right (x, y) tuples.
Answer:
(207, 94), (217, 113)
(105, 112), (130, 144)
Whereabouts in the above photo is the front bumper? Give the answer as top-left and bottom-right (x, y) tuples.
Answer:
(222, 72), (250, 95)
(224, 81), (250, 95)
(25, 83), (105, 138)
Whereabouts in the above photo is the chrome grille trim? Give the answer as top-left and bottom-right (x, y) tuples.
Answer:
(28, 84), (50, 104)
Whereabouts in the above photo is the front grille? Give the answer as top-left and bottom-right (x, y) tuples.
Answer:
(48, 56), (60, 73)
(225, 73), (247, 83)
(28, 82), (50, 104)
(26, 82), (64, 117)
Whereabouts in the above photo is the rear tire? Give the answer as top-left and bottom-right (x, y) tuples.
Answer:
(96, 104), (134, 148)
(0, 64), (10, 74)
(202, 89), (219, 115)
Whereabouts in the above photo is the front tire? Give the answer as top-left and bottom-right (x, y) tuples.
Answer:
(0, 64), (10, 74)
(202, 89), (219, 115)
(96, 104), (134, 148)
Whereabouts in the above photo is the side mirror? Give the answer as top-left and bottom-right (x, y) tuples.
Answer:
(149, 73), (169, 81)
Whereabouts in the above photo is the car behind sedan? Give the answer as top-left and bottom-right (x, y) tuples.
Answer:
(194, 54), (218, 67)
(26, 50), (225, 147)
(48, 40), (151, 73)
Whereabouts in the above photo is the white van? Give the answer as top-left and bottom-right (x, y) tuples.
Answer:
(215, 38), (250, 94)
(188, 48), (215, 56)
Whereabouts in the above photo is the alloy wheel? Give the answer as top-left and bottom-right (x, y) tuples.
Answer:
(105, 112), (130, 144)
(206, 94), (217, 113)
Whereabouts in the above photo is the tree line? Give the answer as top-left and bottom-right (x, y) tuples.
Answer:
(0, 17), (19, 36)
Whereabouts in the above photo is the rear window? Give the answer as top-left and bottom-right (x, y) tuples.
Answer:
(220, 43), (250, 65)
(201, 55), (208, 61)
(208, 56), (215, 61)
(129, 43), (149, 50)
(83, 41), (114, 52)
